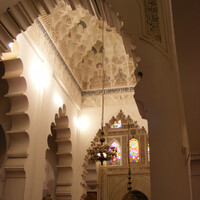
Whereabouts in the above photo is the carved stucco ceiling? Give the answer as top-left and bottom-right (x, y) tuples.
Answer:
(39, 0), (136, 91)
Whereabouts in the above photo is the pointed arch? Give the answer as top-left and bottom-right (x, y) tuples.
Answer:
(147, 143), (150, 164)
(123, 190), (148, 200)
(108, 141), (121, 166)
(110, 120), (122, 129)
(129, 138), (139, 163)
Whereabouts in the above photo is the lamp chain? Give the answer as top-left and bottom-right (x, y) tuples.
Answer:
(101, 19), (105, 131)
(87, 19), (116, 166)
(127, 123), (132, 191)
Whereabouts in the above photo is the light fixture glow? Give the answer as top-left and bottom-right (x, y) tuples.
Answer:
(73, 116), (88, 131)
(1, 41), (19, 60)
(30, 60), (50, 89)
(73, 116), (79, 127)
(53, 94), (63, 107)
(8, 42), (14, 50)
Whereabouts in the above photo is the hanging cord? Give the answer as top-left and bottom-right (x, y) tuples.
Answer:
(101, 18), (105, 132)
(127, 122), (132, 191)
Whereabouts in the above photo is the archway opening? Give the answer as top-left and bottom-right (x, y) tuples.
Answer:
(123, 190), (148, 200)
(0, 125), (6, 168)
(0, 125), (7, 199)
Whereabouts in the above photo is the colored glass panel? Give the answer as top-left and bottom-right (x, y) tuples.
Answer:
(148, 143), (150, 164)
(110, 120), (122, 129)
(108, 141), (121, 166)
(129, 138), (139, 163)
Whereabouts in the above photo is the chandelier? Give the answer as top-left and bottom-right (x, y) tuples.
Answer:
(87, 130), (116, 165)
(87, 19), (116, 165)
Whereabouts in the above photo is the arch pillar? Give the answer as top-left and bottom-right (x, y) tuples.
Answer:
(0, 58), (29, 200)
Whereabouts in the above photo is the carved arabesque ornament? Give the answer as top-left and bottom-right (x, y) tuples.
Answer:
(139, 0), (168, 53)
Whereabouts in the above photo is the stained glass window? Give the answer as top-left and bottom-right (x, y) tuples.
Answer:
(108, 141), (121, 166)
(110, 120), (122, 129)
(129, 138), (139, 163)
(148, 143), (150, 164)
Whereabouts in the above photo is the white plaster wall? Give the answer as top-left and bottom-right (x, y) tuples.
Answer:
(16, 32), (80, 200)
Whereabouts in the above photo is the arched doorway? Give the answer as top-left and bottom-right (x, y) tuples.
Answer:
(0, 125), (6, 199)
(123, 190), (148, 200)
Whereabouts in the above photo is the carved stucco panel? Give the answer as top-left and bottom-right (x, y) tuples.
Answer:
(122, 135), (128, 166)
(107, 137), (121, 146)
(139, 0), (168, 53)
(107, 175), (127, 200)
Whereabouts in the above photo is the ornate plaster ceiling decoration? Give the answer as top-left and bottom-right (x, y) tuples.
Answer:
(39, 0), (137, 92)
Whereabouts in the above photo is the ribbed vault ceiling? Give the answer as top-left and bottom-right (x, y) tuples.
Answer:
(39, 0), (136, 91)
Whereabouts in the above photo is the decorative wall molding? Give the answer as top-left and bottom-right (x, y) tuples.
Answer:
(82, 91), (136, 108)
(82, 87), (135, 96)
(51, 104), (73, 200)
